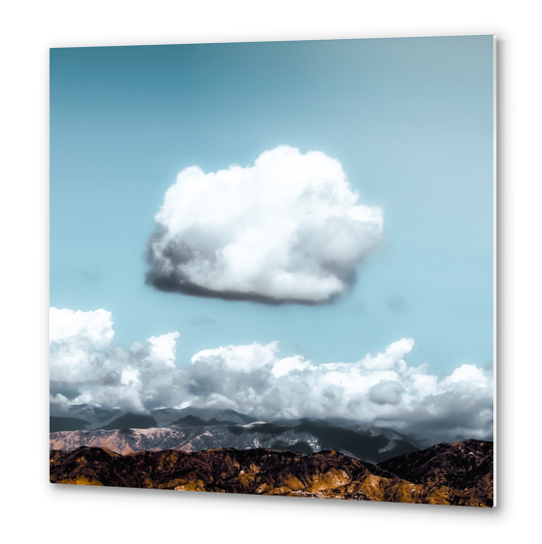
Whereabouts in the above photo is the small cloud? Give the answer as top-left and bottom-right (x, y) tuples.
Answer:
(190, 314), (217, 326)
(50, 380), (81, 400)
(80, 263), (101, 280)
(368, 380), (405, 406)
(145, 145), (383, 305)
(389, 295), (413, 312)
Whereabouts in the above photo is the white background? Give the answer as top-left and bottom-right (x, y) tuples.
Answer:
(1, 0), (540, 541)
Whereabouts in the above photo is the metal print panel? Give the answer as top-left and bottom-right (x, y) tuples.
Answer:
(49, 35), (495, 507)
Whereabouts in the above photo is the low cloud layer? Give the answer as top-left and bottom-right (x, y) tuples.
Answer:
(146, 146), (383, 304)
(50, 308), (182, 413)
(50, 308), (493, 445)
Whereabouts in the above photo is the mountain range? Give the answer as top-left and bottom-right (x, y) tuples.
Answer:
(50, 407), (423, 464)
(49, 439), (493, 507)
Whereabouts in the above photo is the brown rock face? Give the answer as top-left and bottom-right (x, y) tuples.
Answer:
(50, 440), (493, 507)
(378, 439), (494, 507)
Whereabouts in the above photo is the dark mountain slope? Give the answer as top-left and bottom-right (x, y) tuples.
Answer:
(378, 439), (493, 504)
(100, 413), (158, 430)
(49, 441), (493, 507)
(50, 417), (89, 433)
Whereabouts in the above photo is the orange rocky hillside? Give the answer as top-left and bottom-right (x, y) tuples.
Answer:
(50, 440), (493, 507)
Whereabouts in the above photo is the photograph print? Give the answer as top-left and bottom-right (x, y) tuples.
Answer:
(49, 35), (495, 507)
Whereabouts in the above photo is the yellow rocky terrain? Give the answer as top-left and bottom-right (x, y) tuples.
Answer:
(50, 441), (492, 507)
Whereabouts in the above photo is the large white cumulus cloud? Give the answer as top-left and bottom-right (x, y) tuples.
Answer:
(186, 339), (493, 445)
(146, 145), (383, 304)
(50, 308), (493, 445)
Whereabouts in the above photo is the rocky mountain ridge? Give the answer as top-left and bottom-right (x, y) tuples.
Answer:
(49, 440), (493, 507)
(50, 417), (421, 464)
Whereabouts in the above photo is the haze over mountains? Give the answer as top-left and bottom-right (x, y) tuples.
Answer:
(51, 407), (425, 464)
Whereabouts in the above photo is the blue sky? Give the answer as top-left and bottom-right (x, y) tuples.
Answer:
(50, 36), (493, 376)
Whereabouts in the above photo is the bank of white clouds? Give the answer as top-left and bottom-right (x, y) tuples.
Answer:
(146, 146), (383, 303)
(50, 308), (493, 444)
(50, 308), (182, 413)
